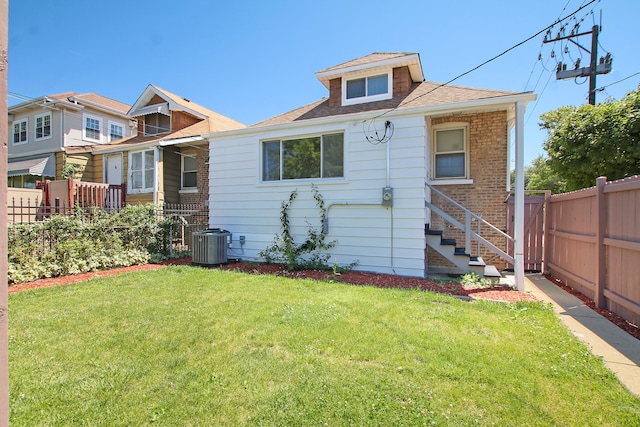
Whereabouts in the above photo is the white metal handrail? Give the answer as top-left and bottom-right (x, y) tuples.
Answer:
(426, 182), (514, 264)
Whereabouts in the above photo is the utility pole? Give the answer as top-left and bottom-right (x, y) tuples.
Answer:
(0, 0), (8, 425)
(544, 24), (612, 105)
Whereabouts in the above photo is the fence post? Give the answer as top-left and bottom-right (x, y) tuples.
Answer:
(594, 176), (607, 309)
(542, 190), (551, 274)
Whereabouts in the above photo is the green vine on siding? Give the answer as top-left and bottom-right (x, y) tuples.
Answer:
(260, 184), (339, 271)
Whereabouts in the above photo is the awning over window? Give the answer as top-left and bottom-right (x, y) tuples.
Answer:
(129, 103), (170, 117)
(8, 154), (56, 177)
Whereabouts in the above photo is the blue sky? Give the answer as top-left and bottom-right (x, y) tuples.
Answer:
(8, 0), (640, 166)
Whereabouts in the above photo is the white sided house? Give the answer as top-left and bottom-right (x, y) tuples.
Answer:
(206, 52), (535, 283)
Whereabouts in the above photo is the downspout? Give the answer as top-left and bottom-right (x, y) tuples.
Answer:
(514, 102), (525, 292)
(153, 146), (159, 205)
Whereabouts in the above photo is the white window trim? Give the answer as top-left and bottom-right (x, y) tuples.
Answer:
(260, 132), (345, 183)
(34, 112), (52, 142)
(82, 113), (103, 143)
(180, 154), (197, 190)
(431, 122), (470, 182)
(128, 149), (156, 194)
(12, 118), (28, 145)
(341, 71), (393, 106)
(107, 120), (126, 142)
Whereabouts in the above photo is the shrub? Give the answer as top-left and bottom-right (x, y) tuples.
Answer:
(8, 204), (174, 284)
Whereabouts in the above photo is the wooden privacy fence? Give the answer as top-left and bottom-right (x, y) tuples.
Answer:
(506, 191), (550, 272)
(545, 175), (640, 324)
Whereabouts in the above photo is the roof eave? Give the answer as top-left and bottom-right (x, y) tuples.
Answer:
(315, 53), (423, 89)
(205, 92), (537, 139)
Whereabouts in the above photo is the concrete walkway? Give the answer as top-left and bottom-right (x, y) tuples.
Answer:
(525, 274), (640, 397)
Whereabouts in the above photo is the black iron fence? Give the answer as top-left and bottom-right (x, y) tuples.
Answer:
(7, 198), (209, 257)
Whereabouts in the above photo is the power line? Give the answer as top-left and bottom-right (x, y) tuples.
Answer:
(374, 0), (598, 120)
(595, 71), (640, 92)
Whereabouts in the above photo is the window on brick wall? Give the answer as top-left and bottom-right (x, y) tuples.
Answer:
(182, 155), (197, 189)
(433, 124), (468, 179)
(262, 133), (344, 181)
(342, 72), (392, 106)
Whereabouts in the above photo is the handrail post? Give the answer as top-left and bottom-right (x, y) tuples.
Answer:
(476, 220), (481, 256)
(465, 212), (471, 255)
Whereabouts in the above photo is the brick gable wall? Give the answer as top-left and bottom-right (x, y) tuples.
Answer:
(427, 111), (509, 271)
(172, 111), (200, 132)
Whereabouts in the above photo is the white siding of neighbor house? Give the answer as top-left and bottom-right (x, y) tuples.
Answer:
(208, 114), (429, 277)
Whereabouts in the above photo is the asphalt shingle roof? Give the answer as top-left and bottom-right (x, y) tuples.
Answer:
(253, 81), (521, 127)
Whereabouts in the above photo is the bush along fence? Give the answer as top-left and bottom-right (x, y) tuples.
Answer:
(7, 202), (208, 285)
(545, 175), (640, 325)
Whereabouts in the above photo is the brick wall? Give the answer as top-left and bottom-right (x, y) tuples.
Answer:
(172, 111), (200, 132)
(393, 66), (412, 97)
(427, 111), (509, 271)
(329, 78), (341, 107)
(179, 146), (209, 214)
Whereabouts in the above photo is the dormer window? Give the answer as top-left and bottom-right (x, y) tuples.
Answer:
(342, 71), (392, 106)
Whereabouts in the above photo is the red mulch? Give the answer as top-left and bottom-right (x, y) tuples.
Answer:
(544, 274), (640, 341)
(8, 258), (535, 303)
(217, 261), (538, 303)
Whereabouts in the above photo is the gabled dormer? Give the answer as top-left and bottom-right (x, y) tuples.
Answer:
(127, 84), (208, 136)
(315, 52), (424, 107)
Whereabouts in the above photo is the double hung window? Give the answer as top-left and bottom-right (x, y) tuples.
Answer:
(35, 113), (51, 141)
(433, 124), (468, 179)
(130, 149), (155, 192)
(83, 114), (103, 142)
(13, 119), (27, 145)
(182, 155), (197, 189)
(108, 121), (125, 142)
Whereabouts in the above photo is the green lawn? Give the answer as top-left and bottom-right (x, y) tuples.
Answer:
(9, 266), (640, 426)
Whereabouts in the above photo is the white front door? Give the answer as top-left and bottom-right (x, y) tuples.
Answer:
(106, 154), (123, 185)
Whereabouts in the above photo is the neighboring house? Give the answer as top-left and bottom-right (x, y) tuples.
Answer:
(206, 52), (535, 279)
(7, 92), (132, 188)
(66, 84), (245, 207)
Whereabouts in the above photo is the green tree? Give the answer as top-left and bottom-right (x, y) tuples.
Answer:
(539, 86), (640, 191)
(525, 155), (567, 194)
